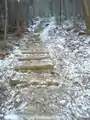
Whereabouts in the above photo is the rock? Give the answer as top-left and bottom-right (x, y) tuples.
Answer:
(46, 81), (59, 86)
(12, 42), (20, 46)
(0, 114), (4, 119)
(77, 31), (86, 35)
(45, 23), (49, 26)
(9, 79), (28, 87)
(0, 83), (7, 92)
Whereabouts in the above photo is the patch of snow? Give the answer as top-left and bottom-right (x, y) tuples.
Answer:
(85, 36), (90, 43)
(27, 17), (42, 32)
(40, 17), (90, 119)
(40, 17), (56, 41)
(5, 114), (19, 120)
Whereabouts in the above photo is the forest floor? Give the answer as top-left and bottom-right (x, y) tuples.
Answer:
(0, 17), (90, 120)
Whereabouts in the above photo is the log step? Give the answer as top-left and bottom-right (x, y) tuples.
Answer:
(22, 51), (49, 54)
(19, 56), (50, 61)
(10, 78), (59, 87)
(15, 64), (53, 71)
(18, 80), (59, 87)
(31, 41), (43, 43)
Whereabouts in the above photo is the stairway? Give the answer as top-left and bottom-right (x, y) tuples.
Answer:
(11, 38), (59, 88)
(8, 35), (60, 119)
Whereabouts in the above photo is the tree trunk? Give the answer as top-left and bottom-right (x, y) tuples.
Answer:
(73, 0), (76, 28)
(82, 0), (90, 34)
(16, 2), (22, 37)
(64, 0), (69, 19)
(60, 0), (61, 24)
(4, 0), (8, 41)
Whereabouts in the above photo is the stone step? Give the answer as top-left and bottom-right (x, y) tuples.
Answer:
(15, 63), (53, 71)
(19, 56), (50, 61)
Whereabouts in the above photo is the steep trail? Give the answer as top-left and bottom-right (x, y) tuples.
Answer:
(3, 18), (90, 120)
(5, 33), (61, 120)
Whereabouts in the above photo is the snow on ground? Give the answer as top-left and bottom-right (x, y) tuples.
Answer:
(0, 46), (22, 84)
(40, 17), (56, 40)
(40, 17), (90, 119)
(0, 34), (31, 119)
(0, 17), (90, 119)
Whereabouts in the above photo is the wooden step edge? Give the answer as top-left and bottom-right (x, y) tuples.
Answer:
(29, 41), (42, 43)
(22, 51), (49, 54)
(18, 81), (59, 88)
(19, 56), (50, 61)
(15, 64), (53, 71)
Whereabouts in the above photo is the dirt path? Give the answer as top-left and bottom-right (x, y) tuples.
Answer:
(4, 33), (61, 120)
(3, 18), (90, 120)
